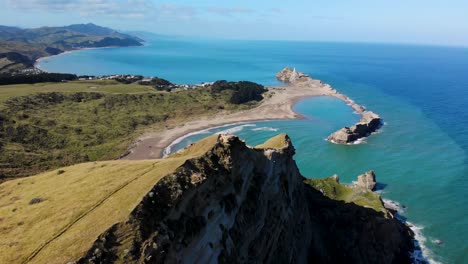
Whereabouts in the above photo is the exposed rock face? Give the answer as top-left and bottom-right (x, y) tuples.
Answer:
(356, 170), (377, 191)
(79, 134), (413, 264)
(276, 67), (311, 83)
(327, 111), (382, 144)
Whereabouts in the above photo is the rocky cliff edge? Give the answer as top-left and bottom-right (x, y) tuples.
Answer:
(79, 134), (414, 264)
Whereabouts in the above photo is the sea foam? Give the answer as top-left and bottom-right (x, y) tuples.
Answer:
(383, 199), (442, 264)
(163, 123), (256, 157)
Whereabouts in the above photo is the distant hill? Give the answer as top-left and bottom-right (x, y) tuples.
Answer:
(0, 23), (143, 73)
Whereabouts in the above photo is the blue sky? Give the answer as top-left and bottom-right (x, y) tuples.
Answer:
(1, 0), (468, 46)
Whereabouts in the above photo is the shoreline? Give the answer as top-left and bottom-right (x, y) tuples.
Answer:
(123, 72), (371, 160)
(34, 45), (142, 72)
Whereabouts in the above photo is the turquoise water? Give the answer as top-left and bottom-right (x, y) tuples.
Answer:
(39, 34), (468, 263)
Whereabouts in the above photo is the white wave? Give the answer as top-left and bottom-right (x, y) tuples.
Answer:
(383, 199), (442, 264)
(325, 137), (367, 145)
(383, 199), (406, 213)
(408, 223), (443, 264)
(353, 137), (367, 145)
(163, 123), (256, 157)
(251, 127), (279, 132)
(215, 124), (256, 135)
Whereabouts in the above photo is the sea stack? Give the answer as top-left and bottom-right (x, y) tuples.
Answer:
(355, 170), (377, 191)
(327, 111), (382, 144)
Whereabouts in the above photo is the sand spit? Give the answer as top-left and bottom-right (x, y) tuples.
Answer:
(123, 67), (381, 159)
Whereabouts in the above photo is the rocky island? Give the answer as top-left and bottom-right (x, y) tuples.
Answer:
(327, 111), (382, 144)
(276, 67), (383, 144)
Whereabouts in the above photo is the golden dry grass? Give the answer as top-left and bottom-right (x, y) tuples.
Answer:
(0, 135), (219, 264)
(255, 133), (289, 149)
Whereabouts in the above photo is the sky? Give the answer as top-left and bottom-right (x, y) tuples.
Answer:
(1, 0), (468, 46)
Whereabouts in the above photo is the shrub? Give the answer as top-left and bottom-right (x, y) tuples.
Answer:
(29, 197), (44, 205)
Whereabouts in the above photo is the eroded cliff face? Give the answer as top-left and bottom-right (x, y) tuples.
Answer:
(78, 134), (413, 264)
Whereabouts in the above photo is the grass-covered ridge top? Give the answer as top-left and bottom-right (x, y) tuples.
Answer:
(255, 133), (291, 149)
(0, 133), (224, 263)
(0, 133), (274, 263)
(305, 176), (386, 213)
(0, 134), (401, 263)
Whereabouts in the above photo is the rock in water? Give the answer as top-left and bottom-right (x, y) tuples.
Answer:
(327, 111), (382, 144)
(356, 170), (377, 191)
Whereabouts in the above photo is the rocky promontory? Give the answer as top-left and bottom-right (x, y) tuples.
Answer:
(276, 67), (383, 144)
(79, 134), (414, 264)
(276, 67), (312, 83)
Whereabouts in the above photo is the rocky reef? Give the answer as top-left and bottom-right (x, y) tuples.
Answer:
(79, 134), (414, 264)
(327, 111), (382, 144)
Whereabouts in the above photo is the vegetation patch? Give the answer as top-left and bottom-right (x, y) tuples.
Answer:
(0, 81), (264, 179)
(210, 80), (267, 104)
(304, 177), (386, 213)
(0, 134), (219, 263)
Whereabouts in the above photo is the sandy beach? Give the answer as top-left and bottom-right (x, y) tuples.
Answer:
(123, 75), (368, 160)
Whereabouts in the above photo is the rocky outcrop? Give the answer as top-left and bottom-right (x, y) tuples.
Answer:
(79, 134), (413, 264)
(276, 67), (311, 83)
(356, 170), (377, 191)
(275, 67), (383, 144)
(327, 111), (382, 144)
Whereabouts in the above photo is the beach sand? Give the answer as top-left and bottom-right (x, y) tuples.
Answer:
(123, 78), (366, 160)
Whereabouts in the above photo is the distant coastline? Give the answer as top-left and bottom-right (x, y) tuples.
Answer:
(34, 45), (138, 73)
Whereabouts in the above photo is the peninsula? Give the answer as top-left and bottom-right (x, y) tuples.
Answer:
(275, 67), (383, 144)
(125, 67), (383, 160)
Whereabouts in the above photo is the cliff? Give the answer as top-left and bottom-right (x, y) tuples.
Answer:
(79, 134), (414, 264)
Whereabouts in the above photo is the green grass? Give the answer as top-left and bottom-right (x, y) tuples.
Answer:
(0, 135), (220, 264)
(0, 82), (254, 179)
(0, 80), (155, 103)
(305, 177), (386, 213)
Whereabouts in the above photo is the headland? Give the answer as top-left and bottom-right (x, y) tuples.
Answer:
(124, 67), (383, 159)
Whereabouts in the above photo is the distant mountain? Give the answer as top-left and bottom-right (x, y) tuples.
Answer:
(0, 23), (144, 73)
(0, 25), (21, 33)
(64, 23), (118, 36)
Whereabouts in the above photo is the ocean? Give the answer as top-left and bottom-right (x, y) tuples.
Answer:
(38, 33), (468, 263)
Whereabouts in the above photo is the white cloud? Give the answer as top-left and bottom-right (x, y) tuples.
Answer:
(5, 0), (197, 20)
(205, 7), (254, 16)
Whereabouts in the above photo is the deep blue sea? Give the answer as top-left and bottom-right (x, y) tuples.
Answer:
(38, 33), (468, 263)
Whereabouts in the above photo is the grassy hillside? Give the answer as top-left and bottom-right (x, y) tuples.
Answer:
(0, 135), (220, 264)
(305, 177), (385, 213)
(0, 23), (143, 73)
(0, 81), (258, 180)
